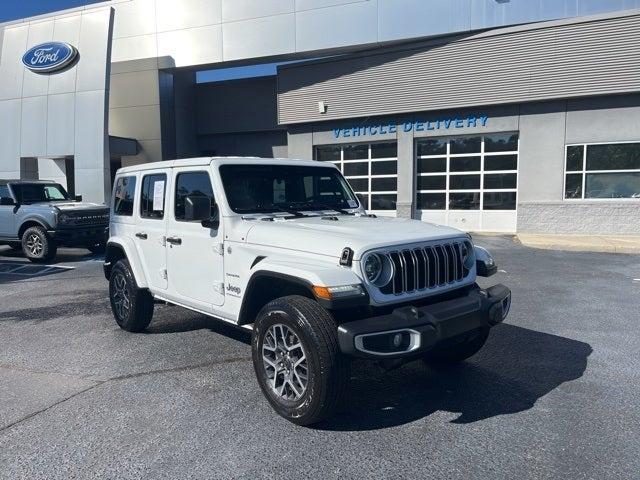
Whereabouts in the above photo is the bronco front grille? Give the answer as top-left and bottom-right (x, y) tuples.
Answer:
(380, 242), (470, 295)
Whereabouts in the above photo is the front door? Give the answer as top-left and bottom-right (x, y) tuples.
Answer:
(0, 184), (15, 238)
(166, 167), (224, 309)
(133, 170), (168, 290)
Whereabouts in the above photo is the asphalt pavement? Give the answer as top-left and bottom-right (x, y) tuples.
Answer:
(0, 237), (639, 479)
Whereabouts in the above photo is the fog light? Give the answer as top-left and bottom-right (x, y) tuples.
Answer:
(392, 333), (403, 348)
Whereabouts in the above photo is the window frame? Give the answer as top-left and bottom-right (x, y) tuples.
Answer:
(314, 141), (398, 212)
(416, 133), (519, 212)
(564, 141), (640, 201)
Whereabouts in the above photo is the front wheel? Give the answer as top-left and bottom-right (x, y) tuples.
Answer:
(109, 259), (154, 332)
(252, 295), (350, 426)
(22, 226), (57, 263)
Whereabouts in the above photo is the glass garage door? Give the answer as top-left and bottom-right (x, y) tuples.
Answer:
(315, 142), (398, 216)
(416, 133), (519, 232)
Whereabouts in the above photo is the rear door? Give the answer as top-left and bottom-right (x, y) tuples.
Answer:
(133, 169), (169, 291)
(165, 167), (224, 309)
(0, 184), (15, 238)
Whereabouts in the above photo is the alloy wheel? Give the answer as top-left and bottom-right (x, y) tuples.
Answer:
(262, 323), (309, 401)
(112, 273), (131, 320)
(26, 234), (43, 256)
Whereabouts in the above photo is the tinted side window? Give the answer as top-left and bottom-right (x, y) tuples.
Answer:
(140, 173), (167, 219)
(175, 172), (214, 221)
(0, 185), (11, 199)
(113, 176), (137, 216)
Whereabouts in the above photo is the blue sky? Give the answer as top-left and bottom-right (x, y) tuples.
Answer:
(0, 0), (104, 22)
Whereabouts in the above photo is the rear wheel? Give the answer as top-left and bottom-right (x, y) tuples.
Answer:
(424, 328), (490, 364)
(22, 226), (57, 263)
(109, 259), (154, 332)
(252, 295), (350, 426)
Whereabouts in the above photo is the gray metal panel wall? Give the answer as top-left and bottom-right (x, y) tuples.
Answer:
(196, 76), (283, 135)
(277, 13), (640, 124)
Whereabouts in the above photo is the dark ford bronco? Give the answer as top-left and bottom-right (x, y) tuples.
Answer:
(0, 179), (109, 263)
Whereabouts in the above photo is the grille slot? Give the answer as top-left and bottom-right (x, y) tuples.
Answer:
(383, 241), (469, 295)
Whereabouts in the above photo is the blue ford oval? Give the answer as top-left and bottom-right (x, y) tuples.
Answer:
(22, 42), (78, 73)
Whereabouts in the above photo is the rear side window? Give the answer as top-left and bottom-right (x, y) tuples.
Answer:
(174, 171), (215, 221)
(140, 173), (167, 219)
(113, 176), (137, 216)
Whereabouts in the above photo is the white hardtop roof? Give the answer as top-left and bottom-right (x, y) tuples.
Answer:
(116, 156), (327, 175)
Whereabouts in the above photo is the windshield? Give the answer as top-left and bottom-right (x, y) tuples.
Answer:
(12, 183), (70, 203)
(219, 164), (360, 214)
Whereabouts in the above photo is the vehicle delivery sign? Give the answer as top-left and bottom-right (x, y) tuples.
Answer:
(22, 42), (78, 73)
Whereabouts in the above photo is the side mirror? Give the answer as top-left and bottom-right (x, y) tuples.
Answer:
(0, 197), (15, 206)
(74, 195), (83, 202)
(185, 195), (212, 222)
(201, 203), (220, 230)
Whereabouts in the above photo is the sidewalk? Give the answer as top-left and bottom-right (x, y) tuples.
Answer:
(517, 234), (640, 254)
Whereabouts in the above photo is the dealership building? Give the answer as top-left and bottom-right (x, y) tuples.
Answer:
(0, 0), (639, 234)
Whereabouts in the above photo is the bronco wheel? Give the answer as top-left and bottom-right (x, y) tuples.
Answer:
(109, 259), (154, 332)
(252, 295), (350, 426)
(424, 327), (490, 364)
(22, 226), (57, 263)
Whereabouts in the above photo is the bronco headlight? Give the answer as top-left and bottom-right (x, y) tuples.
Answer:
(58, 213), (70, 224)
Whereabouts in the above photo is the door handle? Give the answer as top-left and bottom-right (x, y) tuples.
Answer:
(166, 236), (182, 245)
(135, 232), (148, 240)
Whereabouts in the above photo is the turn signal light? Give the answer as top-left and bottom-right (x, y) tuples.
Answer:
(312, 284), (364, 300)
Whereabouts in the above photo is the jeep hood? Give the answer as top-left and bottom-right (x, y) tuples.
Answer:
(244, 215), (467, 260)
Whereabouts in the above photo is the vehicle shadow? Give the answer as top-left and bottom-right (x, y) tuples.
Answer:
(0, 246), (100, 264)
(146, 308), (252, 345)
(316, 323), (592, 431)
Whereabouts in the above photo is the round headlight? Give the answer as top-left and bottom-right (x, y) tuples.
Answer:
(363, 253), (383, 284)
(58, 213), (70, 224)
(461, 241), (475, 269)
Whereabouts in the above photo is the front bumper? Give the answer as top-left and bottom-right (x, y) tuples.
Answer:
(47, 226), (109, 246)
(337, 284), (511, 359)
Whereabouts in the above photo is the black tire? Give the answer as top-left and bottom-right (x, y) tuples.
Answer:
(109, 259), (154, 332)
(424, 328), (490, 364)
(88, 243), (106, 254)
(21, 226), (57, 263)
(252, 295), (350, 426)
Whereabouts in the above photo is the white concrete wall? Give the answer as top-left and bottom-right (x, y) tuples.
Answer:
(0, 7), (114, 202)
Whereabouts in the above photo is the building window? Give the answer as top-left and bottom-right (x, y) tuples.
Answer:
(315, 142), (398, 211)
(565, 142), (640, 199)
(113, 176), (137, 216)
(416, 133), (518, 211)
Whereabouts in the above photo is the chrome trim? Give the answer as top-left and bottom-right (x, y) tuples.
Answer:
(354, 328), (421, 357)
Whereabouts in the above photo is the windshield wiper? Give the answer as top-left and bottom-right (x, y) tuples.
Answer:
(236, 205), (308, 217)
(288, 201), (354, 215)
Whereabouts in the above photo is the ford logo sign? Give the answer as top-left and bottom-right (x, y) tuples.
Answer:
(22, 42), (78, 73)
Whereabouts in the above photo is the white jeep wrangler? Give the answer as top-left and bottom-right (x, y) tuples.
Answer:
(104, 157), (511, 425)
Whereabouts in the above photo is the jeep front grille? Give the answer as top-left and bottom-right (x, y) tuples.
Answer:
(380, 242), (469, 295)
